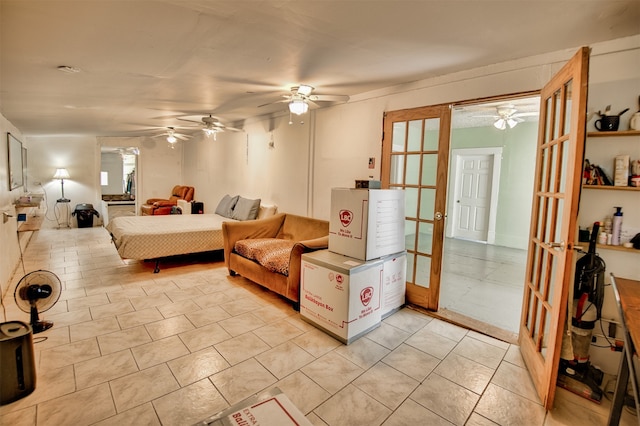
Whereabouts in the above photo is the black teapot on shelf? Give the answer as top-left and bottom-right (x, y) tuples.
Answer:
(594, 105), (630, 131)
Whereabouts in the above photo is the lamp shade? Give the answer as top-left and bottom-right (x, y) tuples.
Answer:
(53, 168), (70, 179)
(289, 99), (309, 115)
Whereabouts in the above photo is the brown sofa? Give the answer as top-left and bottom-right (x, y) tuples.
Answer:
(141, 185), (195, 215)
(222, 213), (329, 307)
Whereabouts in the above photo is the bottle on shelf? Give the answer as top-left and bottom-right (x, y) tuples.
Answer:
(611, 207), (623, 246)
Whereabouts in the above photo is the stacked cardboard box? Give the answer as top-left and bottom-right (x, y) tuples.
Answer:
(300, 188), (406, 344)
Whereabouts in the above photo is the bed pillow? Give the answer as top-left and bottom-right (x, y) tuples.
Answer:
(215, 194), (239, 218)
(231, 197), (261, 221)
(257, 204), (278, 220)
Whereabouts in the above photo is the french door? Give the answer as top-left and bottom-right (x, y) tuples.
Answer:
(518, 46), (589, 409)
(381, 104), (451, 310)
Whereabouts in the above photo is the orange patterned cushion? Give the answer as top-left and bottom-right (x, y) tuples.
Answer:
(234, 238), (296, 276)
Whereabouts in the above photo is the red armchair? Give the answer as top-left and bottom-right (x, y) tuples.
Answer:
(141, 185), (195, 215)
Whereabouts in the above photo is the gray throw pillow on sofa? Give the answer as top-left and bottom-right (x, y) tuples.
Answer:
(231, 197), (261, 221)
(215, 194), (239, 218)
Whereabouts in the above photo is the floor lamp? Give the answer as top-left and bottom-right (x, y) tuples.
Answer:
(53, 168), (70, 202)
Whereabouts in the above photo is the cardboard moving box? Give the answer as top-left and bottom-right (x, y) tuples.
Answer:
(329, 188), (405, 261)
(301, 250), (383, 344)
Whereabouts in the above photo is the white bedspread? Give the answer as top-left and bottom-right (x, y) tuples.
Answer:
(106, 213), (235, 260)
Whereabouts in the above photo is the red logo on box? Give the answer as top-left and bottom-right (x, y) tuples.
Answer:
(339, 210), (353, 227)
(360, 286), (373, 306)
(336, 274), (344, 284)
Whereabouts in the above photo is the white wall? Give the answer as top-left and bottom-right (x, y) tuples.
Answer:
(0, 113), (27, 298)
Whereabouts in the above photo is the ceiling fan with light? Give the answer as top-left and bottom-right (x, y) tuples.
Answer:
(152, 127), (193, 147)
(259, 84), (350, 119)
(177, 114), (242, 139)
(480, 106), (538, 130)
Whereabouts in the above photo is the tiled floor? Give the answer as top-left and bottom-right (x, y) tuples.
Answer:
(0, 227), (636, 425)
(440, 238), (527, 334)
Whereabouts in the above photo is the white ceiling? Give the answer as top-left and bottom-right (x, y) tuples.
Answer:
(1, 1), (639, 137)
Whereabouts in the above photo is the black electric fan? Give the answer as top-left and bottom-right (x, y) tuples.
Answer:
(14, 270), (62, 333)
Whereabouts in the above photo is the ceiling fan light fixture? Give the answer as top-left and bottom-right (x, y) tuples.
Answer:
(167, 135), (177, 143)
(289, 99), (309, 115)
(493, 118), (507, 130)
(297, 84), (314, 96)
(507, 118), (518, 128)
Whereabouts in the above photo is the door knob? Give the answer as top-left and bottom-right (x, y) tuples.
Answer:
(548, 241), (565, 251)
(435, 212), (444, 220)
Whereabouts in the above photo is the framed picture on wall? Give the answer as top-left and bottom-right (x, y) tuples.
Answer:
(7, 132), (24, 190)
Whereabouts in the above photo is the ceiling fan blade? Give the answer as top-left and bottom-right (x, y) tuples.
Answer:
(512, 111), (538, 117)
(174, 134), (191, 140)
(309, 94), (349, 102)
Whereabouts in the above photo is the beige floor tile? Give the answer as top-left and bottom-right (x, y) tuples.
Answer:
(491, 359), (540, 403)
(253, 318), (305, 347)
(116, 307), (164, 329)
(219, 296), (265, 316)
(97, 325), (152, 354)
(110, 364), (180, 412)
(39, 338), (101, 370)
(69, 316), (121, 341)
(144, 314), (195, 340)
(474, 383), (545, 426)
(44, 308), (92, 328)
(275, 371), (331, 414)
(410, 373), (480, 425)
(167, 347), (230, 386)
(434, 352), (495, 395)
(382, 398), (454, 426)
(75, 349), (138, 389)
(93, 402), (161, 426)
(131, 335), (190, 369)
(302, 351), (364, 394)
(90, 299), (135, 319)
(256, 341), (316, 379)
(193, 291), (234, 309)
(157, 298), (201, 318)
(405, 328), (457, 360)
(452, 335), (507, 369)
(153, 379), (229, 426)
(0, 365), (76, 414)
(164, 286), (205, 303)
(464, 412), (499, 425)
(293, 327), (342, 358)
(129, 292), (172, 310)
(217, 312), (266, 336)
(333, 337), (391, 369)
(314, 384), (392, 426)
(66, 293), (110, 311)
(186, 305), (231, 327)
(353, 362), (419, 410)
(209, 358), (277, 405)
(425, 318), (469, 342)
(382, 307), (432, 333)
(36, 383), (116, 426)
(0, 405), (37, 426)
(382, 343), (441, 382)
(214, 332), (271, 365)
(178, 322), (232, 352)
(365, 322), (411, 349)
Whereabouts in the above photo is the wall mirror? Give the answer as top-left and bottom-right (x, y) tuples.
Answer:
(7, 133), (24, 190)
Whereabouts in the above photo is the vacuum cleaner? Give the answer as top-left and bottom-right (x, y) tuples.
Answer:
(557, 222), (606, 402)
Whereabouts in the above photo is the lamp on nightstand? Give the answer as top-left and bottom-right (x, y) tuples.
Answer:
(53, 168), (70, 202)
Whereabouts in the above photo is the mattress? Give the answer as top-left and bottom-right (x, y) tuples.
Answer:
(106, 213), (235, 260)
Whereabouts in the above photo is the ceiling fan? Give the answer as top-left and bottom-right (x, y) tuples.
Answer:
(177, 114), (242, 140)
(474, 105), (538, 130)
(259, 85), (350, 116)
(152, 127), (192, 147)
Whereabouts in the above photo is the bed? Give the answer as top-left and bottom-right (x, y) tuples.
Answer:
(106, 195), (277, 272)
(106, 213), (235, 272)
